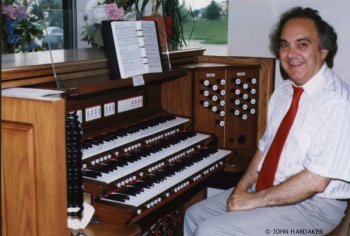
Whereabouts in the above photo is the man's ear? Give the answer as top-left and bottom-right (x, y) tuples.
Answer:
(321, 49), (329, 60)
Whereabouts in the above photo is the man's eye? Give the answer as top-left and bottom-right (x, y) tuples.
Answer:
(298, 42), (309, 48)
(280, 43), (288, 48)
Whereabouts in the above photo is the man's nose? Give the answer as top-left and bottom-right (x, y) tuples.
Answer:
(287, 46), (298, 58)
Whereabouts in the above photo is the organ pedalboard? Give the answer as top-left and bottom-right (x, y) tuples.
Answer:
(194, 66), (260, 169)
(67, 112), (232, 232)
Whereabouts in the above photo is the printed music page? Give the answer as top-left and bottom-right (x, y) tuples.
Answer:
(110, 21), (162, 79)
(137, 21), (163, 74)
(110, 21), (145, 78)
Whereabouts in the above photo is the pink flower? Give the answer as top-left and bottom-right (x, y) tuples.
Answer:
(105, 3), (124, 20)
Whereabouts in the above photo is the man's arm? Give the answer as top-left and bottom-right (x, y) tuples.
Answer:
(225, 149), (263, 208)
(227, 169), (330, 211)
(233, 149), (264, 192)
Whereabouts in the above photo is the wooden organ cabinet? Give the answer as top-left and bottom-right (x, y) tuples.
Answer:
(1, 49), (275, 236)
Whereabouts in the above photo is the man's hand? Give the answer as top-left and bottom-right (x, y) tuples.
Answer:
(224, 149), (262, 211)
(226, 189), (259, 211)
(226, 170), (330, 212)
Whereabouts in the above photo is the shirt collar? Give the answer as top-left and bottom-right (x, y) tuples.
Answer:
(290, 63), (328, 96)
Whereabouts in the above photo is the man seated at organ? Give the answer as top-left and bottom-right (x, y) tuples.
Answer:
(184, 6), (350, 236)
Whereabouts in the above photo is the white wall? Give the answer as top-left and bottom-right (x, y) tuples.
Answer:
(227, 0), (350, 87)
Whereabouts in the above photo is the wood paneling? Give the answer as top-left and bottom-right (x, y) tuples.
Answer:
(161, 71), (194, 118)
(2, 122), (37, 236)
(1, 96), (68, 236)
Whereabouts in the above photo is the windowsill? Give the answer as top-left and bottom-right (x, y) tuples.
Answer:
(2, 48), (106, 70)
(2, 47), (206, 70)
(1, 48), (206, 94)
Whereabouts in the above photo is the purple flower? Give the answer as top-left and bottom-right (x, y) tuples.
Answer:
(2, 4), (16, 19)
(2, 1), (44, 52)
(105, 3), (124, 20)
(14, 5), (28, 20)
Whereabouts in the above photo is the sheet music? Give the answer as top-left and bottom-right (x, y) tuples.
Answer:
(132, 74), (145, 86)
(111, 21), (145, 78)
(139, 21), (163, 74)
(2, 88), (64, 100)
(110, 21), (162, 79)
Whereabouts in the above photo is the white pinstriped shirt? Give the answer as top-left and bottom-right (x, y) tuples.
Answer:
(257, 64), (350, 199)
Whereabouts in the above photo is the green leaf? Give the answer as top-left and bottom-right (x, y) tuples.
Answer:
(92, 24), (103, 46)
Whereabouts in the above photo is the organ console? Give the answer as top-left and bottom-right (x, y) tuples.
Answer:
(1, 48), (275, 236)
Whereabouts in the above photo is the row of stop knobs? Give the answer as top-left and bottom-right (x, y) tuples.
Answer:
(199, 77), (258, 126)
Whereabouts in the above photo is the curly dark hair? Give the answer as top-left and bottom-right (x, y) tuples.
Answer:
(270, 6), (337, 68)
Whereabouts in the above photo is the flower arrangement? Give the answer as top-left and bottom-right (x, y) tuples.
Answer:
(82, 0), (135, 48)
(1, 0), (45, 53)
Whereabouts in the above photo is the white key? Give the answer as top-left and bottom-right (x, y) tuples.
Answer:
(82, 116), (189, 160)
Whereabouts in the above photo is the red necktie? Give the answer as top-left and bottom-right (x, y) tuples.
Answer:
(256, 86), (304, 191)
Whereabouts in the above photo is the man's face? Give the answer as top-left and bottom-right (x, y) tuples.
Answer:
(279, 18), (328, 85)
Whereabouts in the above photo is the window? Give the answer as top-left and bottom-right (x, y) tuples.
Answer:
(1, 0), (65, 53)
(2, 0), (228, 56)
(183, 0), (228, 56)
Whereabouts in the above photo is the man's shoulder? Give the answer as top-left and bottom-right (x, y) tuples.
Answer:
(324, 70), (350, 103)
